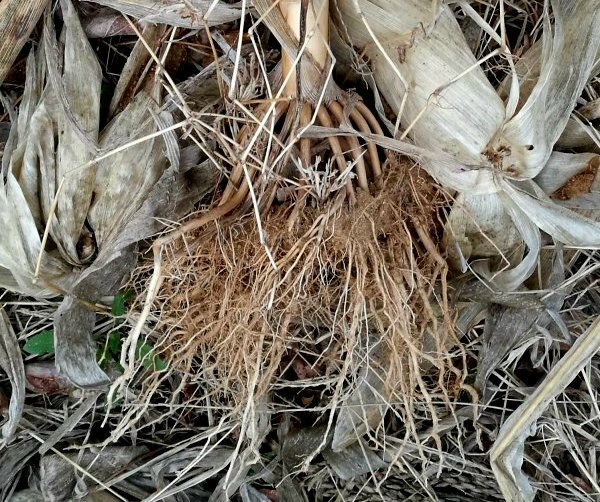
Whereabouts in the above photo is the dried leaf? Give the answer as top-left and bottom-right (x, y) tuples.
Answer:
(54, 297), (110, 389)
(322, 440), (386, 480)
(10, 46), (46, 206)
(42, 7), (98, 154)
(24, 98), (55, 230)
(472, 196), (542, 291)
(94, 159), (219, 269)
(332, 354), (389, 452)
(487, 0), (600, 179)
(146, 448), (233, 500)
(475, 304), (544, 396)
(0, 441), (38, 500)
(0, 309), (25, 440)
(40, 446), (147, 501)
(535, 152), (599, 195)
(502, 179), (600, 247)
(108, 24), (165, 118)
(491, 316), (600, 502)
(88, 92), (167, 248)
(475, 246), (566, 395)
(53, 0), (102, 265)
(557, 117), (599, 150)
(337, 0), (504, 165)
(0, 268), (20, 293)
(86, 0), (242, 28)
(0, 0), (49, 85)
(282, 426), (328, 470)
(497, 41), (543, 110)
(444, 192), (521, 265)
(80, 5), (135, 39)
(0, 172), (42, 293)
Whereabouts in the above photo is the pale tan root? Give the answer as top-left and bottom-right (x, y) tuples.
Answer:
(136, 155), (461, 444)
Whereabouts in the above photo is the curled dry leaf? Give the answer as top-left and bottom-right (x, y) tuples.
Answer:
(490, 316), (600, 502)
(486, 0), (600, 180)
(53, 0), (102, 265)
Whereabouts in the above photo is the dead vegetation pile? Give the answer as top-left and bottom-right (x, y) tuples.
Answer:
(0, 0), (600, 501)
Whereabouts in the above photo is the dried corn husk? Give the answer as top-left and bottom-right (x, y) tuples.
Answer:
(336, 0), (504, 164)
(88, 92), (168, 248)
(337, 0), (600, 290)
(497, 35), (600, 153)
(557, 117), (600, 151)
(534, 152), (599, 195)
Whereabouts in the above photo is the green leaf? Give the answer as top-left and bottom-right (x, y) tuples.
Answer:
(23, 330), (55, 356)
(97, 331), (123, 370)
(136, 342), (167, 372)
(111, 290), (133, 317)
(106, 331), (121, 356)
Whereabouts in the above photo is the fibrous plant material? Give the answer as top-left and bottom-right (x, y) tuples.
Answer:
(118, 0), (459, 472)
(128, 154), (457, 458)
(129, 0), (392, 355)
(331, 1), (600, 499)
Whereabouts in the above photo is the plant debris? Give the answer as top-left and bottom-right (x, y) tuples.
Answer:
(1, 1), (600, 501)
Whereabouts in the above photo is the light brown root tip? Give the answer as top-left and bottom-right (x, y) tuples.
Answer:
(328, 101), (370, 193)
(351, 102), (384, 189)
(316, 105), (355, 201)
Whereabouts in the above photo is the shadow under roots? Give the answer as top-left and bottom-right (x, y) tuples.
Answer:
(150, 153), (460, 429)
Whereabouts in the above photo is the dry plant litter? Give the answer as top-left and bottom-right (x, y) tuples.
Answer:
(0, 1), (599, 501)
